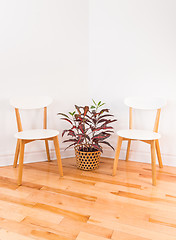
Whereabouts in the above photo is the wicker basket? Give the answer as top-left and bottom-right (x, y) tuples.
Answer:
(75, 145), (101, 170)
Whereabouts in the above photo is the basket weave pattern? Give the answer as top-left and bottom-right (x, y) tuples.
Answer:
(75, 145), (101, 171)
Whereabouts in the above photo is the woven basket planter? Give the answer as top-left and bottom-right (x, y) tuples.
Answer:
(75, 145), (101, 171)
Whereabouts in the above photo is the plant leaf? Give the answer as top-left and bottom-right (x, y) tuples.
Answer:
(57, 113), (70, 118)
(78, 123), (85, 134)
(85, 135), (90, 141)
(101, 130), (114, 134)
(91, 144), (102, 152)
(75, 114), (83, 121)
(97, 114), (114, 120)
(75, 105), (81, 115)
(93, 126), (113, 132)
(99, 141), (115, 151)
(62, 129), (76, 137)
(98, 101), (101, 106)
(99, 103), (105, 107)
(69, 111), (75, 116)
(99, 109), (110, 115)
(92, 133), (110, 141)
(62, 130), (68, 137)
(92, 99), (96, 106)
(83, 106), (89, 116)
(68, 130), (76, 137)
(97, 119), (117, 124)
(63, 139), (77, 143)
(77, 134), (84, 144)
(60, 118), (73, 125)
(65, 143), (76, 151)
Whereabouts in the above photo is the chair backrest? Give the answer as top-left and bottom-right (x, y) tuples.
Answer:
(10, 96), (52, 109)
(10, 96), (53, 132)
(124, 97), (166, 132)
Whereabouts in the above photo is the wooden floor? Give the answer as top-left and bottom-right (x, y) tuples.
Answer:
(0, 157), (176, 240)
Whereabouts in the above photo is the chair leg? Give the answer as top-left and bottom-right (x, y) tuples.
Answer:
(155, 140), (163, 168)
(151, 140), (156, 186)
(53, 136), (63, 177)
(45, 140), (51, 162)
(125, 140), (131, 161)
(13, 139), (20, 168)
(18, 140), (25, 186)
(113, 136), (123, 176)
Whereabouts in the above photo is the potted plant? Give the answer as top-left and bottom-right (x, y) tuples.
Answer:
(58, 100), (117, 170)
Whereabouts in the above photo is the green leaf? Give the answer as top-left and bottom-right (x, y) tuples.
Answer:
(99, 103), (105, 107)
(91, 106), (95, 109)
(98, 101), (101, 106)
(69, 111), (76, 116)
(92, 99), (96, 106)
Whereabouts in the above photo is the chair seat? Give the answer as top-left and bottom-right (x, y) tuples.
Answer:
(117, 129), (161, 140)
(15, 129), (59, 140)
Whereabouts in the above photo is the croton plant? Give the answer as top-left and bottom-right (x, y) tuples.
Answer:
(58, 100), (117, 152)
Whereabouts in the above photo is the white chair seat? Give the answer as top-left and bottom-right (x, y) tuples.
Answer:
(15, 129), (59, 140)
(117, 129), (161, 140)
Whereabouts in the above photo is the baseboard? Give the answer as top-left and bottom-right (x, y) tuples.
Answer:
(0, 147), (176, 167)
(102, 147), (176, 167)
(0, 148), (75, 167)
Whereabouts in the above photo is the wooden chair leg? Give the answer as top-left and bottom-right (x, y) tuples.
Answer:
(13, 139), (20, 168)
(151, 140), (156, 186)
(125, 140), (131, 161)
(53, 136), (63, 177)
(18, 140), (25, 186)
(113, 136), (123, 176)
(155, 140), (163, 168)
(45, 140), (51, 162)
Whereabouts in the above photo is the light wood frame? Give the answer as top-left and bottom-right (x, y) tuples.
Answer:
(13, 107), (63, 186)
(113, 107), (163, 186)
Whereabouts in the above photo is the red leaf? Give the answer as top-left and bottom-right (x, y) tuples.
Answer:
(61, 118), (73, 125)
(93, 126), (113, 132)
(62, 129), (76, 137)
(57, 113), (70, 118)
(68, 130), (76, 137)
(78, 123), (85, 134)
(97, 114), (114, 121)
(75, 105), (81, 115)
(77, 134), (84, 144)
(83, 106), (89, 116)
(99, 109), (109, 115)
(75, 114), (83, 121)
(92, 133), (110, 141)
(91, 144), (102, 152)
(99, 141), (115, 151)
(63, 139), (77, 143)
(97, 119), (117, 124)
(65, 143), (76, 150)
(62, 130), (68, 137)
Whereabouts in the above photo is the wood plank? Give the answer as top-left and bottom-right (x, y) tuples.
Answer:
(0, 157), (175, 240)
(0, 229), (34, 240)
(76, 232), (110, 240)
(111, 230), (151, 240)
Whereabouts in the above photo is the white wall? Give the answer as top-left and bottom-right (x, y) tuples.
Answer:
(1, 0), (176, 167)
(0, 0), (89, 165)
(89, 0), (176, 166)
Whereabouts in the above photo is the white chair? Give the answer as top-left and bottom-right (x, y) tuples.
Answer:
(10, 96), (63, 185)
(113, 97), (166, 186)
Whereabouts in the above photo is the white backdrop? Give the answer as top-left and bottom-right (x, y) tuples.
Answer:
(89, 0), (176, 166)
(0, 0), (89, 166)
